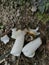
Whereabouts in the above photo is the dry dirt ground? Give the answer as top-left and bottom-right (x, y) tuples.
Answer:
(0, 0), (49, 65)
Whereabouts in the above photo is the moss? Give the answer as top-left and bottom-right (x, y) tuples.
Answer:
(35, 12), (49, 24)
(0, 23), (4, 29)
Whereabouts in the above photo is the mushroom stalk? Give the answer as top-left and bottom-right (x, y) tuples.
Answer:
(10, 32), (25, 56)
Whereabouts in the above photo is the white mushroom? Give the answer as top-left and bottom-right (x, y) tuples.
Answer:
(11, 28), (26, 39)
(10, 32), (25, 56)
(22, 37), (42, 58)
(12, 28), (16, 32)
(11, 28), (17, 39)
(29, 27), (40, 35)
(11, 28), (22, 39)
(1, 35), (9, 44)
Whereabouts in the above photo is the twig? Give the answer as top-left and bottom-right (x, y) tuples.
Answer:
(0, 50), (10, 64)
(16, 56), (20, 65)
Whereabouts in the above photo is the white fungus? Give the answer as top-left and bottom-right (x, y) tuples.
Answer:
(11, 28), (25, 39)
(22, 37), (42, 58)
(1, 35), (9, 44)
(12, 28), (16, 32)
(29, 27), (40, 35)
(10, 32), (25, 56)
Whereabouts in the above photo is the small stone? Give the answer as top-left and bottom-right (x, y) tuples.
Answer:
(31, 6), (37, 12)
(1, 35), (10, 44)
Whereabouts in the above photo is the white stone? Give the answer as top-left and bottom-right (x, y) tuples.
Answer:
(31, 6), (37, 12)
(1, 35), (9, 44)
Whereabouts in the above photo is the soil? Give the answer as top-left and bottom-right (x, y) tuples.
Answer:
(0, 0), (49, 65)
